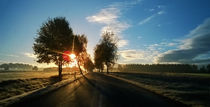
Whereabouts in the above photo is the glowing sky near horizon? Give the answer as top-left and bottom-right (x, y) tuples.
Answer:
(0, 0), (210, 67)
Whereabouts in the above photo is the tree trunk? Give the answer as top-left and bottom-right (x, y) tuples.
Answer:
(58, 61), (62, 81)
(106, 62), (109, 74)
(77, 60), (83, 75)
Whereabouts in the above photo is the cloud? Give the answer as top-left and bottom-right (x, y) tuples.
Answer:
(86, 0), (141, 47)
(86, 8), (119, 24)
(138, 10), (165, 25)
(139, 14), (156, 25)
(157, 18), (210, 64)
(24, 52), (36, 58)
(118, 39), (128, 47)
(119, 50), (145, 61)
(119, 49), (160, 64)
(0, 53), (19, 57)
(149, 9), (155, 12)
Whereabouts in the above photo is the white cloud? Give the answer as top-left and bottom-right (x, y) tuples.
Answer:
(139, 10), (165, 25)
(139, 14), (156, 25)
(119, 49), (160, 63)
(119, 50), (145, 61)
(149, 9), (155, 12)
(0, 53), (19, 57)
(24, 52), (36, 58)
(7, 54), (18, 57)
(86, 6), (129, 36)
(157, 10), (165, 15)
(86, 0), (141, 47)
(86, 8), (120, 24)
(100, 21), (130, 36)
(118, 39), (128, 47)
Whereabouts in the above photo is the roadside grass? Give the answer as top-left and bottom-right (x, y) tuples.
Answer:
(0, 71), (68, 82)
(0, 71), (78, 100)
(110, 71), (210, 107)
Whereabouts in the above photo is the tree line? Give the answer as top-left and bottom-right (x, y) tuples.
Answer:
(0, 63), (38, 71)
(118, 64), (210, 73)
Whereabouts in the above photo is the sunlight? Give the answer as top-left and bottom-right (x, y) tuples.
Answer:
(69, 54), (77, 68)
(69, 54), (76, 60)
(69, 59), (77, 68)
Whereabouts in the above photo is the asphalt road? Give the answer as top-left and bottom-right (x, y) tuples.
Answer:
(9, 73), (187, 107)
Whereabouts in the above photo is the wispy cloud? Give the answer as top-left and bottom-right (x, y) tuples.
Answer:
(86, 8), (119, 24)
(119, 50), (145, 61)
(139, 14), (156, 25)
(24, 52), (36, 58)
(86, 0), (141, 47)
(119, 49), (160, 64)
(0, 53), (19, 57)
(139, 4), (166, 26)
(139, 10), (165, 25)
(118, 39), (179, 63)
(156, 18), (210, 64)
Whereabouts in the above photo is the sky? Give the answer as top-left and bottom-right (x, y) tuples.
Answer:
(0, 0), (210, 67)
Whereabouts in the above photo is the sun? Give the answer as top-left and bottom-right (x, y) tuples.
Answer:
(69, 54), (77, 68)
(69, 54), (76, 60)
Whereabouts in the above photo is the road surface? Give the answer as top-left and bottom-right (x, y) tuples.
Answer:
(9, 73), (186, 107)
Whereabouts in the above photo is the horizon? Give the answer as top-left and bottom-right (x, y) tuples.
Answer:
(1, 0), (210, 67)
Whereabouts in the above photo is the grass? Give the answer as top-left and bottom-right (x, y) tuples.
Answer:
(0, 71), (69, 82)
(110, 71), (210, 107)
(0, 71), (78, 100)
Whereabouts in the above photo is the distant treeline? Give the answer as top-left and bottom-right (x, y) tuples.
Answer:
(0, 63), (38, 71)
(118, 64), (210, 73)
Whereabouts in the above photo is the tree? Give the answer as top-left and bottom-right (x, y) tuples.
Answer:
(94, 44), (104, 72)
(32, 66), (38, 71)
(33, 17), (74, 80)
(207, 64), (210, 72)
(94, 32), (118, 74)
(0, 64), (9, 70)
(73, 34), (88, 75)
(84, 55), (95, 72)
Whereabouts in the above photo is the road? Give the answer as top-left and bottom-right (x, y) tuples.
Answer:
(9, 73), (187, 107)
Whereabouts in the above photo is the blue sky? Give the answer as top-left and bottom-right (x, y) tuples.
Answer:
(0, 0), (210, 67)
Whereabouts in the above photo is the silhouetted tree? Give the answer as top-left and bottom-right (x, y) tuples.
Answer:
(33, 17), (74, 80)
(0, 63), (34, 70)
(94, 43), (104, 72)
(73, 34), (88, 75)
(207, 64), (210, 72)
(94, 32), (118, 74)
(32, 66), (38, 71)
(0, 64), (9, 70)
(84, 55), (94, 72)
(118, 64), (200, 73)
(200, 66), (207, 72)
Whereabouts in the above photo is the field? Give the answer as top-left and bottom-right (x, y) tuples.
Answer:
(0, 71), (78, 101)
(110, 71), (210, 107)
(1, 70), (210, 107)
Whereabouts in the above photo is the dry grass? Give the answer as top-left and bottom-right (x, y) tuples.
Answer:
(110, 71), (210, 107)
(0, 71), (78, 100)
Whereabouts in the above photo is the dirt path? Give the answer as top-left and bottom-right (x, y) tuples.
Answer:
(9, 73), (187, 107)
